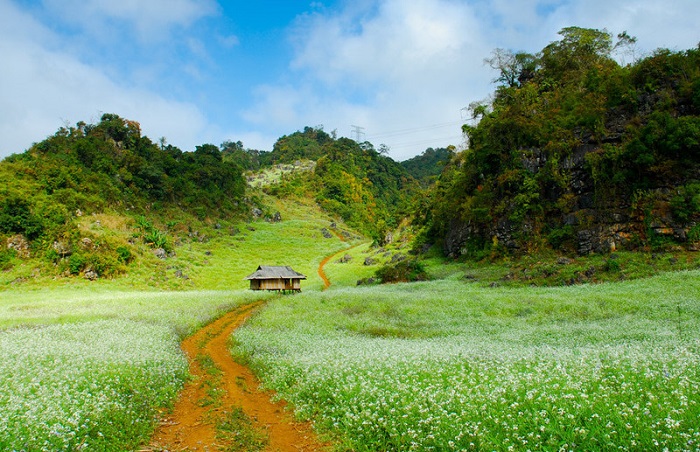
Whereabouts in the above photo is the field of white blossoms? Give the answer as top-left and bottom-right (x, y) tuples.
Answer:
(0, 288), (270, 451)
(233, 270), (700, 451)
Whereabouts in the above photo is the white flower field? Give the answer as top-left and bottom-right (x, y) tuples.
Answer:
(233, 271), (700, 451)
(1, 268), (699, 450)
(0, 288), (270, 451)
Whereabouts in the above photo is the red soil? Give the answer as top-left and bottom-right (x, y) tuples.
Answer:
(145, 302), (328, 451)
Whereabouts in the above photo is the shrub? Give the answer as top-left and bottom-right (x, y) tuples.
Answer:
(116, 246), (132, 264)
(375, 259), (429, 283)
(0, 197), (43, 240)
(0, 248), (16, 271)
(68, 253), (85, 274)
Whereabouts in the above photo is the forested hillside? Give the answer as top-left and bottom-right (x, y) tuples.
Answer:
(0, 114), (246, 278)
(256, 127), (418, 242)
(419, 28), (700, 258)
(0, 115), (421, 281)
(401, 147), (454, 185)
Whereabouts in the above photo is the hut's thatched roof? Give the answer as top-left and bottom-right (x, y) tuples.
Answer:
(244, 265), (307, 280)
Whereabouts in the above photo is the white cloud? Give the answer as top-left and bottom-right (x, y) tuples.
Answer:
(544, 0), (700, 53)
(40, 0), (219, 41)
(243, 0), (700, 160)
(246, 0), (492, 159)
(0, 0), (211, 157)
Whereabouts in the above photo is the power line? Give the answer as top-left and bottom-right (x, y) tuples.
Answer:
(386, 134), (465, 150)
(366, 120), (464, 140)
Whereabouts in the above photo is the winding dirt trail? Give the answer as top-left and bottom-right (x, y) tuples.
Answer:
(146, 302), (328, 451)
(317, 242), (366, 290)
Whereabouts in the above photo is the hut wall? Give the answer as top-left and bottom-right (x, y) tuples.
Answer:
(249, 278), (303, 291)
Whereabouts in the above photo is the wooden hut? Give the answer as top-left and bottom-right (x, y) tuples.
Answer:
(244, 265), (307, 293)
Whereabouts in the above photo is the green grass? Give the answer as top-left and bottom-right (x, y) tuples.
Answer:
(0, 288), (273, 451)
(0, 194), (357, 450)
(233, 271), (700, 451)
(2, 189), (700, 450)
(0, 194), (357, 292)
(216, 407), (269, 452)
(420, 249), (700, 288)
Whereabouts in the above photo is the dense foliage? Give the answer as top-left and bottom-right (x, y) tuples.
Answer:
(400, 147), (454, 185)
(263, 127), (418, 242)
(421, 28), (700, 258)
(0, 114), (247, 278)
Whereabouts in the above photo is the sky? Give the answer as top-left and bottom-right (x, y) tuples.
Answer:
(0, 0), (699, 162)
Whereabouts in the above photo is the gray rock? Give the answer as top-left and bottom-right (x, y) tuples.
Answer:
(338, 253), (352, 263)
(8, 235), (31, 258)
(52, 240), (71, 257)
(391, 253), (406, 263)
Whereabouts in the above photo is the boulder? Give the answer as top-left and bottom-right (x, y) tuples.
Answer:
(7, 235), (31, 258)
(52, 240), (71, 257)
(338, 253), (353, 263)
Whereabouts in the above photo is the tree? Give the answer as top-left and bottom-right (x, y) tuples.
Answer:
(484, 48), (538, 87)
(613, 31), (638, 65)
(539, 27), (614, 80)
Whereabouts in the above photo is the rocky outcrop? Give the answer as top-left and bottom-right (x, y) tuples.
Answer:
(444, 134), (700, 257)
(7, 235), (31, 258)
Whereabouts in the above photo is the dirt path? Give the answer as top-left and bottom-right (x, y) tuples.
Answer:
(317, 242), (366, 290)
(146, 302), (328, 451)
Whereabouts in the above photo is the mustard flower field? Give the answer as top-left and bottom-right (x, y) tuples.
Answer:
(233, 271), (700, 451)
(0, 288), (270, 451)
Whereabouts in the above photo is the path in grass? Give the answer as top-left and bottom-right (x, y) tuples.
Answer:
(146, 301), (327, 451)
(318, 241), (366, 289)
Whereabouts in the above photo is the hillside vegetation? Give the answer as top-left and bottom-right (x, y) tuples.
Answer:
(0, 117), (422, 285)
(419, 28), (700, 259)
(248, 126), (419, 243)
(0, 114), (248, 282)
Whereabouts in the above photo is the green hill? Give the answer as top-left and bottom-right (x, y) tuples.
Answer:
(0, 117), (419, 286)
(247, 127), (419, 243)
(418, 28), (700, 259)
(400, 146), (455, 185)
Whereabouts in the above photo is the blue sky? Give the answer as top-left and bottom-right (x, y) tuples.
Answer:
(1, 0), (699, 161)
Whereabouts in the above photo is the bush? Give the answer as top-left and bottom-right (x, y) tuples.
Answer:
(68, 254), (85, 274)
(670, 182), (700, 223)
(116, 246), (132, 264)
(0, 197), (43, 240)
(546, 225), (575, 249)
(375, 259), (429, 283)
(0, 248), (16, 271)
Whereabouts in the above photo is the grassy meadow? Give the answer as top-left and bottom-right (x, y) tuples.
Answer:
(0, 195), (357, 450)
(233, 273), (700, 450)
(1, 192), (699, 450)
